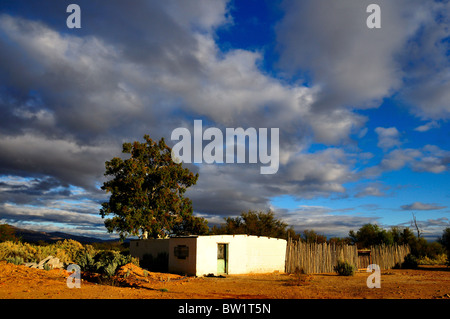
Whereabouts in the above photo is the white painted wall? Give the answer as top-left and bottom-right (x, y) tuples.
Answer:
(195, 235), (286, 276)
(131, 235), (287, 276)
(244, 236), (287, 273)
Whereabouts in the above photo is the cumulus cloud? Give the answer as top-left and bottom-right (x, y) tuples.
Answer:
(375, 127), (402, 151)
(187, 147), (358, 217)
(0, 1), (343, 236)
(0, 2), (360, 218)
(276, 0), (426, 111)
(354, 183), (388, 198)
(0, 0), (448, 239)
(399, 1), (450, 120)
(360, 145), (450, 177)
(276, 0), (450, 122)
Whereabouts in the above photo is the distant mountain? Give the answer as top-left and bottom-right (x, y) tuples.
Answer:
(47, 231), (109, 244)
(6, 225), (109, 244)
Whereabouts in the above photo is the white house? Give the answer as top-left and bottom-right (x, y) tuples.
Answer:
(130, 235), (287, 276)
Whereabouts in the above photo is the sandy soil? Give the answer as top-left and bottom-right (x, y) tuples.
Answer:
(0, 261), (449, 299)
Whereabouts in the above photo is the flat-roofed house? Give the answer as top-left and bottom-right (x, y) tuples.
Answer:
(130, 234), (287, 276)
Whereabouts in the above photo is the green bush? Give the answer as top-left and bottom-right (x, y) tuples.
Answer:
(6, 255), (24, 265)
(75, 248), (97, 272)
(334, 260), (356, 276)
(103, 261), (119, 277)
(417, 254), (448, 265)
(92, 250), (138, 277)
(54, 240), (84, 263)
(0, 239), (86, 265)
(43, 263), (52, 271)
(0, 241), (37, 262)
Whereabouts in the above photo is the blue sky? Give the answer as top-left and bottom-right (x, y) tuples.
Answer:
(0, 0), (449, 240)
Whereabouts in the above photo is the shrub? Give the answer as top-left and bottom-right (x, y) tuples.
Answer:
(334, 260), (356, 276)
(6, 255), (24, 265)
(401, 254), (418, 269)
(92, 250), (138, 277)
(0, 240), (86, 265)
(43, 263), (52, 271)
(0, 241), (37, 262)
(417, 254), (448, 265)
(54, 240), (84, 264)
(75, 248), (97, 272)
(34, 244), (58, 263)
(103, 261), (119, 277)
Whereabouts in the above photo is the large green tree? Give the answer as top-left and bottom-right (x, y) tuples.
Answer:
(100, 135), (202, 239)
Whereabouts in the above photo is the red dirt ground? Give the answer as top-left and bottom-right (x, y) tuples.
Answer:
(0, 261), (449, 299)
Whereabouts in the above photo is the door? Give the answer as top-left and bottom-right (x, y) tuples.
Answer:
(217, 243), (228, 274)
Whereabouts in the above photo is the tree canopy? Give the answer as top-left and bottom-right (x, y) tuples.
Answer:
(211, 210), (291, 239)
(439, 227), (450, 250)
(438, 227), (450, 264)
(300, 229), (327, 244)
(348, 223), (447, 260)
(100, 135), (205, 240)
(349, 223), (393, 248)
(0, 224), (18, 242)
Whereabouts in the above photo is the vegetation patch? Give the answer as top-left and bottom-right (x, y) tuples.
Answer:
(334, 260), (356, 276)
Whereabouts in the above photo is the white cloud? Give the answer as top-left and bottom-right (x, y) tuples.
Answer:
(375, 127), (401, 150)
(276, 0), (450, 123)
(414, 121), (440, 132)
(279, 206), (377, 238)
(399, 1), (450, 120)
(355, 184), (387, 198)
(276, 0), (426, 111)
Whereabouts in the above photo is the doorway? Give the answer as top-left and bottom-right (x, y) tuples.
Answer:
(217, 243), (228, 274)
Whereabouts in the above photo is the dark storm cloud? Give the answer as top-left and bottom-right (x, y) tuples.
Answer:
(0, 176), (71, 206)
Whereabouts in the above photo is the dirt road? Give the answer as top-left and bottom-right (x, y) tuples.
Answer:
(0, 261), (449, 299)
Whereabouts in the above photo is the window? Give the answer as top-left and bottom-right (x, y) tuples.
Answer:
(174, 245), (189, 259)
(217, 243), (226, 259)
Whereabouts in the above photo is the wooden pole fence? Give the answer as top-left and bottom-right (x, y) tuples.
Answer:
(285, 238), (410, 274)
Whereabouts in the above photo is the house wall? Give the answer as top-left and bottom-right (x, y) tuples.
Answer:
(129, 238), (170, 260)
(168, 236), (197, 275)
(195, 235), (246, 276)
(195, 235), (287, 276)
(130, 235), (287, 277)
(244, 236), (287, 273)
